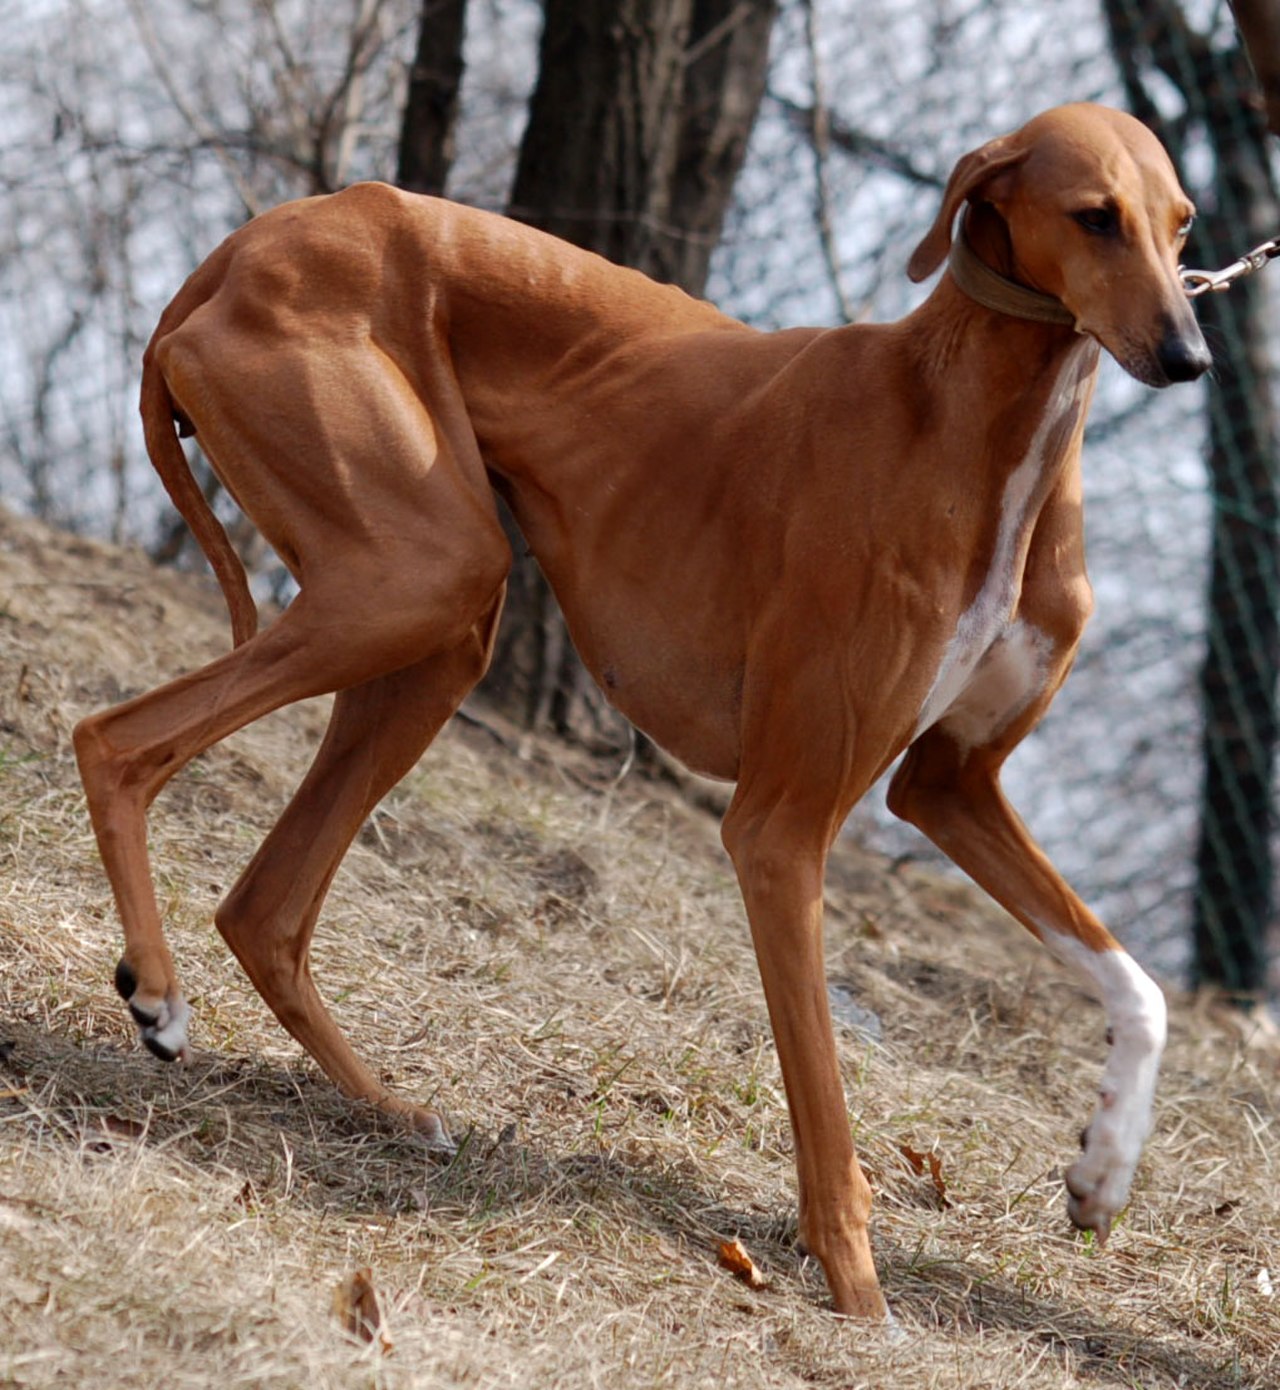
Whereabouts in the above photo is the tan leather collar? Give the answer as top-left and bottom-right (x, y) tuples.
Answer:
(948, 217), (1078, 328)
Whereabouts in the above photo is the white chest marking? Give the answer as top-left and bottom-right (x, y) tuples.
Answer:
(913, 352), (1090, 745)
(933, 616), (1053, 751)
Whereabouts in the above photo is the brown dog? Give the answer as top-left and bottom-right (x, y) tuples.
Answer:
(75, 104), (1209, 1317)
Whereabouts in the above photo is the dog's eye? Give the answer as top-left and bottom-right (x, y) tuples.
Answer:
(1177, 213), (1195, 238)
(1073, 207), (1118, 235)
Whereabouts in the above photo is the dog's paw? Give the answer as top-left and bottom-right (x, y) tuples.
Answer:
(398, 1102), (455, 1156)
(1062, 1082), (1147, 1243)
(414, 1111), (456, 1155)
(114, 958), (192, 1063)
(1064, 1154), (1122, 1244)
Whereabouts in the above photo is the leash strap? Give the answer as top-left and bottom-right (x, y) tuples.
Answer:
(947, 219), (1078, 327)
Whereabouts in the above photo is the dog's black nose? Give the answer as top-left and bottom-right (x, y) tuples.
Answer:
(1157, 324), (1212, 383)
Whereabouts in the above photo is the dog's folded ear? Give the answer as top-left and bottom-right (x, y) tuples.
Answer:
(907, 135), (1027, 283)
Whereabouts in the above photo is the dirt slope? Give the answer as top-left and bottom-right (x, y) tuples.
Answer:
(0, 506), (1276, 1389)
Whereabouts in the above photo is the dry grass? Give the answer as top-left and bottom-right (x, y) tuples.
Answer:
(0, 505), (1276, 1388)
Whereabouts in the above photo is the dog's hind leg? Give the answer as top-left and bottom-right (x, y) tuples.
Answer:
(75, 396), (509, 1079)
(74, 564), (503, 1065)
(211, 596), (503, 1142)
(76, 321), (510, 1070)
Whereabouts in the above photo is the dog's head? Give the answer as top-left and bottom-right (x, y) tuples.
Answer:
(909, 104), (1211, 388)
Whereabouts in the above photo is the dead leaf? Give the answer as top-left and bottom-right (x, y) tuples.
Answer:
(86, 1114), (148, 1152)
(899, 1142), (952, 1209)
(717, 1238), (768, 1291)
(332, 1267), (393, 1353)
(102, 1114), (147, 1139)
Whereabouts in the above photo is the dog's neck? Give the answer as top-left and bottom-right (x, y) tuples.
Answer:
(948, 212), (1077, 329)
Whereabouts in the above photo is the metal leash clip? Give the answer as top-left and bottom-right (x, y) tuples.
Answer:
(1180, 235), (1280, 297)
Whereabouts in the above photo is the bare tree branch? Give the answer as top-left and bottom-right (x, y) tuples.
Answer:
(124, 0), (262, 216)
(770, 91), (944, 190)
(801, 0), (854, 323)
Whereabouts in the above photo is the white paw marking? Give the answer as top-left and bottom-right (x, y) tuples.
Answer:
(417, 1112), (456, 1154)
(1045, 938), (1166, 1239)
(880, 1305), (907, 1343)
(132, 992), (193, 1062)
(149, 997), (192, 1059)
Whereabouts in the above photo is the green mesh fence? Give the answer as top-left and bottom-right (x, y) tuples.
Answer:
(1105, 0), (1279, 1000)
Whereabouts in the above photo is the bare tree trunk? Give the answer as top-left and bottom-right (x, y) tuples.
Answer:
(1230, 0), (1280, 136)
(1195, 269), (1279, 1001)
(507, 0), (692, 271)
(484, 0), (777, 742)
(1104, 0), (1280, 1002)
(647, 0), (780, 291)
(396, 0), (468, 196)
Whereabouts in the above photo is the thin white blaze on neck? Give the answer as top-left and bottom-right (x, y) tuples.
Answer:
(913, 346), (1093, 740)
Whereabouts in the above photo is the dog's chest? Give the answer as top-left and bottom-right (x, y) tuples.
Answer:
(912, 352), (1092, 748)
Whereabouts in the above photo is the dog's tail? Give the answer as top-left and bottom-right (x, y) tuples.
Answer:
(140, 351), (258, 648)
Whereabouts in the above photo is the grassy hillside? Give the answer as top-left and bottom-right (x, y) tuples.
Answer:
(0, 506), (1276, 1388)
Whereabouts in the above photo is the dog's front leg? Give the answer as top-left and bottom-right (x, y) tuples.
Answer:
(889, 729), (1167, 1244)
(721, 792), (887, 1319)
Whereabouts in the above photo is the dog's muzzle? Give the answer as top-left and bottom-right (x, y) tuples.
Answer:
(1155, 319), (1213, 384)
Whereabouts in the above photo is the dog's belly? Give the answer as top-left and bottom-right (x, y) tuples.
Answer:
(552, 600), (744, 780)
(587, 645), (743, 781)
(498, 479), (750, 782)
